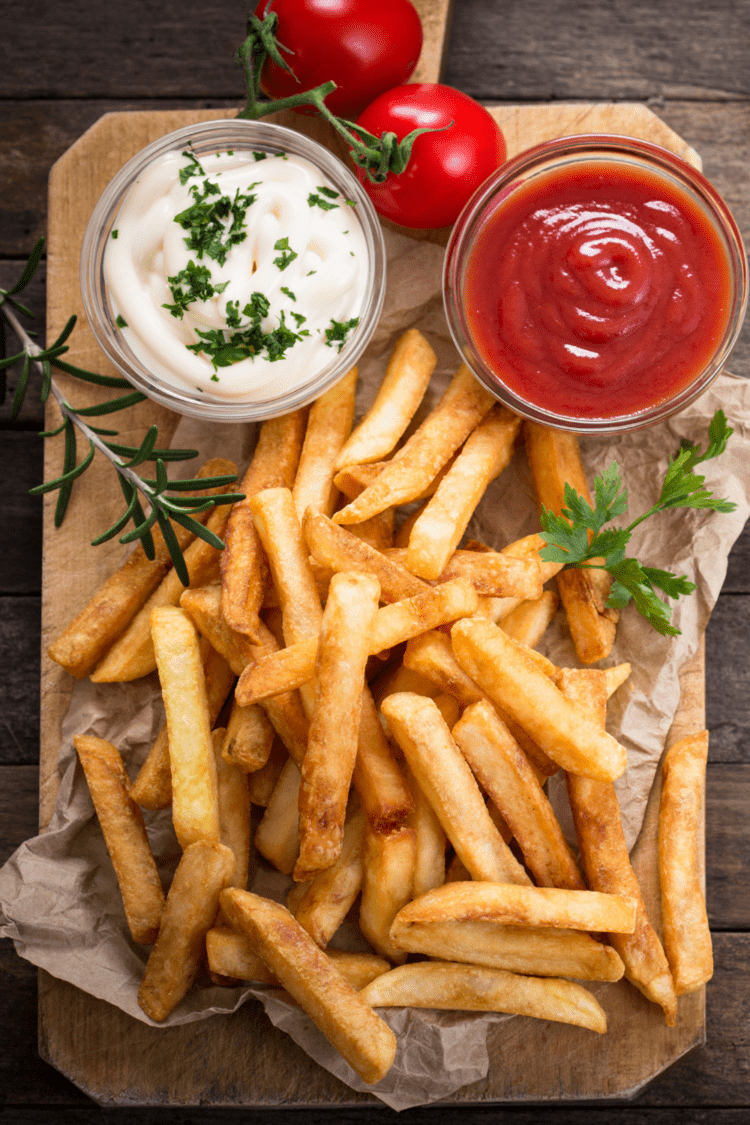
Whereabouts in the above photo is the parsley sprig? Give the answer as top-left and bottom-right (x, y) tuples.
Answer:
(538, 410), (736, 636)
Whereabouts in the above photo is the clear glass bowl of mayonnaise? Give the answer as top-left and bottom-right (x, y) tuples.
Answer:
(81, 119), (386, 421)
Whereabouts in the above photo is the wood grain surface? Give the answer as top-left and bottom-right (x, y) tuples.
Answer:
(1, 0), (749, 1119)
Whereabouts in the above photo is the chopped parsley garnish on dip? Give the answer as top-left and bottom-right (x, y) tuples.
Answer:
(103, 147), (368, 399)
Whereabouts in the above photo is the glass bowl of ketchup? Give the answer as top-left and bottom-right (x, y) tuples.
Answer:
(443, 134), (747, 433)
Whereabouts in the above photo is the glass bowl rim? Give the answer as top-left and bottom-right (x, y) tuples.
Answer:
(80, 117), (387, 422)
(443, 132), (748, 435)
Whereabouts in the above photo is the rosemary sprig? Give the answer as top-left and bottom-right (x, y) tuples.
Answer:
(538, 410), (736, 636)
(1, 240), (244, 581)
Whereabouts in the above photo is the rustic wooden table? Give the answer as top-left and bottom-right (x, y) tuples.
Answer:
(2, 0), (749, 1121)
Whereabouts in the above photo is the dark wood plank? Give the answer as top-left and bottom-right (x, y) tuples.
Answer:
(0, 434), (44, 594)
(705, 595), (750, 764)
(0, 599), (41, 765)
(443, 0), (750, 102)
(707, 765), (750, 931)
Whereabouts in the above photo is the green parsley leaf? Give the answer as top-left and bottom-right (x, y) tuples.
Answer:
(273, 237), (298, 271)
(324, 316), (359, 352)
(253, 151), (268, 161)
(185, 291), (303, 370)
(280, 286), (296, 301)
(179, 151), (205, 185)
(538, 409), (735, 635)
(115, 314), (128, 328)
(162, 260), (228, 319)
(111, 229), (119, 239)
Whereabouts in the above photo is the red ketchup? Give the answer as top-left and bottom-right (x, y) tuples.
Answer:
(463, 162), (732, 419)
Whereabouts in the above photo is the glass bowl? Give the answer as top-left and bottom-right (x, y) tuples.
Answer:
(80, 119), (386, 422)
(443, 134), (747, 434)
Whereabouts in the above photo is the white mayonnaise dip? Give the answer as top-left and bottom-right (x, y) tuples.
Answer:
(104, 147), (368, 400)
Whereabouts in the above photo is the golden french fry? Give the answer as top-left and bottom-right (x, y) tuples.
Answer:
(91, 488), (235, 683)
(380, 692), (530, 885)
(605, 662), (632, 696)
(138, 841), (235, 1021)
(525, 422), (618, 664)
(353, 686), (414, 834)
(561, 667), (678, 1025)
(222, 698), (274, 774)
(500, 589), (560, 648)
(384, 546), (543, 601)
(180, 582), (257, 676)
(130, 642), (234, 810)
(293, 805), (367, 947)
(74, 735), (164, 944)
(659, 729), (713, 996)
(359, 825), (417, 964)
(359, 962), (607, 1033)
(235, 579), (479, 707)
(402, 629), (559, 780)
(396, 880), (637, 934)
(247, 736), (288, 807)
(221, 409), (307, 640)
(451, 617), (627, 781)
(334, 363), (496, 525)
(404, 762), (446, 897)
(295, 572), (380, 881)
(220, 888), (397, 1084)
(405, 405), (521, 579)
(293, 367), (357, 520)
(304, 509), (428, 602)
(150, 606), (220, 847)
(389, 918), (625, 982)
(211, 729), (252, 890)
(255, 758), (301, 875)
(206, 925), (390, 990)
(47, 458), (237, 679)
(336, 329), (437, 469)
(453, 701), (585, 890)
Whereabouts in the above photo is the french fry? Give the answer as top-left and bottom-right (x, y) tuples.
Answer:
(359, 825), (417, 964)
(451, 617), (628, 781)
(206, 926), (390, 990)
(402, 629), (559, 780)
(395, 881), (637, 934)
(525, 422), (618, 664)
(180, 582), (257, 676)
(605, 662), (632, 697)
(222, 698), (274, 774)
(220, 889), (398, 1084)
(250, 486), (323, 718)
(293, 367), (357, 520)
(247, 736), (288, 807)
(150, 606), (220, 848)
(561, 667), (678, 1025)
(405, 405), (521, 579)
(255, 759), (301, 874)
(336, 329), (437, 468)
(293, 804), (367, 947)
(295, 572), (380, 881)
(221, 409), (307, 640)
(384, 546), (543, 601)
(91, 489), (235, 683)
(353, 686), (414, 834)
(47, 457), (237, 679)
(453, 701), (585, 890)
(404, 762), (447, 897)
(304, 509), (428, 602)
(333, 363), (496, 525)
(390, 918), (625, 982)
(211, 729), (252, 889)
(500, 589), (560, 648)
(380, 693), (530, 885)
(359, 962), (607, 1034)
(138, 841), (235, 1021)
(130, 642), (235, 810)
(74, 735), (164, 944)
(659, 729), (713, 996)
(235, 579), (479, 707)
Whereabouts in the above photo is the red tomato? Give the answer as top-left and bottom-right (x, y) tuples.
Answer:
(260, 0), (423, 121)
(354, 84), (507, 230)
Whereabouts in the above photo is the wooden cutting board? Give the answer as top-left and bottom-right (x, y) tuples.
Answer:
(39, 1), (706, 1104)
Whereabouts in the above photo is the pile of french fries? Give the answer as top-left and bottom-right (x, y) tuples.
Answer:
(50, 329), (713, 1087)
